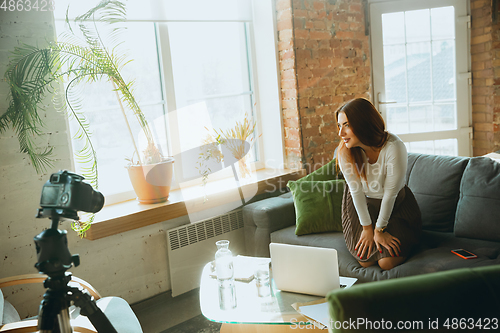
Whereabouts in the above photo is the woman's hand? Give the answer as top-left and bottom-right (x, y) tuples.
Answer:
(374, 230), (401, 257)
(355, 226), (375, 260)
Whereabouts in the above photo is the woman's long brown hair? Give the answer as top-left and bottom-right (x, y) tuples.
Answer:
(335, 98), (388, 180)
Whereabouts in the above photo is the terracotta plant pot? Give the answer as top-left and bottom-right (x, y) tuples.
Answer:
(127, 157), (175, 204)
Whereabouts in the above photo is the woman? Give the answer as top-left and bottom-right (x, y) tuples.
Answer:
(336, 98), (421, 270)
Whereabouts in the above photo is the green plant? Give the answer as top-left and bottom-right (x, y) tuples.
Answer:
(212, 113), (257, 178)
(197, 113), (258, 202)
(197, 134), (225, 202)
(1, 0), (162, 236)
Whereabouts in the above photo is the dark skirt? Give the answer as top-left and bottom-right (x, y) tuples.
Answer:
(341, 184), (422, 262)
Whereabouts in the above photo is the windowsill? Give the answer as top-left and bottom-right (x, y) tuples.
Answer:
(85, 168), (305, 240)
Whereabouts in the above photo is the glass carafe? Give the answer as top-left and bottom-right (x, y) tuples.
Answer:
(215, 240), (236, 309)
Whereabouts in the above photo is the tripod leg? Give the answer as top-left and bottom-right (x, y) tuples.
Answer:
(38, 288), (73, 333)
(57, 308), (72, 333)
(69, 286), (117, 333)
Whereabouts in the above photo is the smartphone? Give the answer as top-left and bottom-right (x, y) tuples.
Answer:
(451, 249), (477, 259)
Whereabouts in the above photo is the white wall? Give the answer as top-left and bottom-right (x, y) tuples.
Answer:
(0, 10), (187, 319)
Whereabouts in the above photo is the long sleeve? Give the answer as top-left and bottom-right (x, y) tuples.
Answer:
(338, 133), (407, 228)
(375, 140), (407, 229)
(339, 156), (372, 226)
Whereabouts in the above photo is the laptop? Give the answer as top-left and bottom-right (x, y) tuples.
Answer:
(269, 243), (341, 296)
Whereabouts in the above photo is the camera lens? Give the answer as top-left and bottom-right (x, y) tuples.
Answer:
(89, 190), (105, 213)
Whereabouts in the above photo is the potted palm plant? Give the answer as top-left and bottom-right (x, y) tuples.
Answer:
(0, 0), (174, 236)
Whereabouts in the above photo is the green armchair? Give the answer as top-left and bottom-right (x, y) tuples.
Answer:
(327, 265), (500, 332)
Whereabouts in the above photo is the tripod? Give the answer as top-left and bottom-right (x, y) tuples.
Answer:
(34, 208), (117, 333)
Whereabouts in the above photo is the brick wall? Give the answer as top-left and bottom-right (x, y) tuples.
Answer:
(471, 0), (500, 155)
(491, 0), (500, 152)
(278, 0), (500, 167)
(278, 0), (372, 170)
(277, 0), (303, 169)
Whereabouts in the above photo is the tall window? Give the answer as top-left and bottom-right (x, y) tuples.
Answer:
(371, 0), (472, 157)
(54, 0), (271, 204)
(162, 21), (257, 175)
(54, 20), (166, 199)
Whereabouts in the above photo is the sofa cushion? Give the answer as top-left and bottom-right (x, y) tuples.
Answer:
(271, 227), (500, 283)
(406, 153), (421, 184)
(408, 230), (500, 272)
(407, 154), (469, 232)
(455, 157), (500, 242)
(288, 179), (345, 236)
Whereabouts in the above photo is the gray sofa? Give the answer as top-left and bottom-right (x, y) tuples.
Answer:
(243, 153), (500, 283)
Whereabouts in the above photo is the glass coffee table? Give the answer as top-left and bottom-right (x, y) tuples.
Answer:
(199, 258), (326, 333)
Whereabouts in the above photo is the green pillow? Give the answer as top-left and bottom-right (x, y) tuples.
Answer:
(288, 179), (345, 236)
(297, 158), (343, 183)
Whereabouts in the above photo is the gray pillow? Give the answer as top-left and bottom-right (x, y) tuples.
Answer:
(455, 157), (500, 242)
(407, 154), (469, 232)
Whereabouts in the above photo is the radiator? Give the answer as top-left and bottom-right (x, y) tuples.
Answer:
(166, 209), (246, 297)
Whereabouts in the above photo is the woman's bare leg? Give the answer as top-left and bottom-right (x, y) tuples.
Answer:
(378, 256), (406, 270)
(358, 261), (377, 268)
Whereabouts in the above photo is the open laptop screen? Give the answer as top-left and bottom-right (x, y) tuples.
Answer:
(269, 243), (340, 296)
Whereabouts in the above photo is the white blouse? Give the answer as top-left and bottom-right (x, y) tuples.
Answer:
(338, 133), (407, 229)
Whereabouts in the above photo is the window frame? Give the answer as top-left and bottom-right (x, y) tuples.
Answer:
(156, 20), (265, 192)
(369, 0), (472, 157)
(55, 0), (284, 206)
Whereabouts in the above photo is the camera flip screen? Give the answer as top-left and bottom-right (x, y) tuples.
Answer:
(40, 186), (60, 206)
